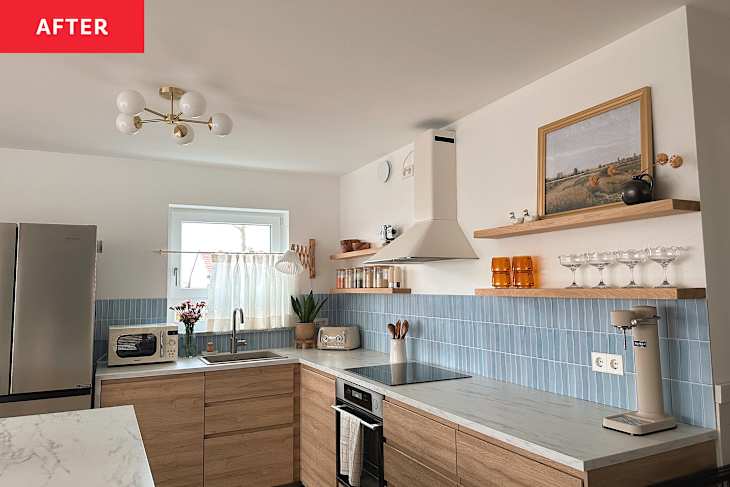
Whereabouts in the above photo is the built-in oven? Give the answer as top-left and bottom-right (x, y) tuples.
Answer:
(333, 379), (385, 487)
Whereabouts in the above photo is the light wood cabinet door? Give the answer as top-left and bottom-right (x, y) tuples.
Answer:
(100, 373), (204, 487)
(456, 430), (583, 487)
(384, 443), (457, 487)
(204, 394), (293, 436)
(300, 367), (337, 487)
(204, 425), (294, 487)
(383, 400), (457, 479)
(205, 364), (294, 403)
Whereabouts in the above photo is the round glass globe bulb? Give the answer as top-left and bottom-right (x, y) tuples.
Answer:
(172, 123), (195, 145)
(115, 113), (141, 135)
(179, 91), (206, 118)
(208, 113), (233, 136)
(116, 90), (145, 116)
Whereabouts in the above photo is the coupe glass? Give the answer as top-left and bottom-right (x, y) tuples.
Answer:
(558, 254), (587, 288)
(587, 251), (616, 288)
(645, 246), (686, 288)
(615, 249), (647, 288)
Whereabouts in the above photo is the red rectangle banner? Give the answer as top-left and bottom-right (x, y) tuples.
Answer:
(0, 0), (144, 53)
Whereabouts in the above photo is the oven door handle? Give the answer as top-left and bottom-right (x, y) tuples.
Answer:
(331, 405), (382, 430)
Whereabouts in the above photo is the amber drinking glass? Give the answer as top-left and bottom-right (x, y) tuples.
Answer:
(512, 256), (534, 271)
(491, 257), (511, 288)
(512, 270), (535, 288)
(511, 256), (535, 288)
(491, 257), (511, 272)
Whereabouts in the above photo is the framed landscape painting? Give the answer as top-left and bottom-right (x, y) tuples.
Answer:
(537, 87), (653, 218)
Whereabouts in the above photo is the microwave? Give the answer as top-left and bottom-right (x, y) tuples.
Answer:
(107, 324), (179, 366)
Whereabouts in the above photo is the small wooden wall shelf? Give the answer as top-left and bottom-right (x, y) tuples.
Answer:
(330, 247), (380, 260)
(330, 288), (411, 295)
(474, 288), (705, 300)
(473, 199), (700, 239)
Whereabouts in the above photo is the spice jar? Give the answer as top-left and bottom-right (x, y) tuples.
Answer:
(390, 266), (402, 288)
(364, 267), (373, 288)
(382, 266), (390, 288)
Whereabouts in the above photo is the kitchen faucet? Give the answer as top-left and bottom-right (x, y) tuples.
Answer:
(230, 308), (247, 353)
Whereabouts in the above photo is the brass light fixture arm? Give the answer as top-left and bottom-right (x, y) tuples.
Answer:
(144, 107), (166, 118)
(179, 118), (209, 125)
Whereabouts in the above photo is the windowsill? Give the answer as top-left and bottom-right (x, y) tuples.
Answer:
(189, 326), (296, 335)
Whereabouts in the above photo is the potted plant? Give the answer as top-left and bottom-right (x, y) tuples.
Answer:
(169, 299), (206, 357)
(290, 291), (327, 343)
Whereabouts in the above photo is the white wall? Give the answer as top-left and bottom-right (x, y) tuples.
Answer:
(686, 4), (730, 464)
(340, 7), (705, 294)
(0, 148), (339, 299)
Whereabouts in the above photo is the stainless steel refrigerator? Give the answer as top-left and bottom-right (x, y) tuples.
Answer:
(0, 223), (96, 417)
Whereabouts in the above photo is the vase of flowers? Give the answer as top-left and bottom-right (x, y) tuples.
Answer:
(170, 300), (206, 357)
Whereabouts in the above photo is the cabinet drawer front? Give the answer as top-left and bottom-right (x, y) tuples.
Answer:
(456, 431), (583, 487)
(300, 367), (337, 487)
(205, 394), (293, 435)
(205, 364), (294, 403)
(384, 443), (457, 487)
(100, 374), (204, 487)
(383, 400), (457, 478)
(204, 425), (294, 487)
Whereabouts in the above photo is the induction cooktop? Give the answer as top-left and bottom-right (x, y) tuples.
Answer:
(345, 362), (470, 386)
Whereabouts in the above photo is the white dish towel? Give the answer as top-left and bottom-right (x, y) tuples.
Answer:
(339, 410), (364, 486)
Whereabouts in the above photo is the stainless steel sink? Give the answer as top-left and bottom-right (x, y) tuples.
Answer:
(199, 350), (287, 365)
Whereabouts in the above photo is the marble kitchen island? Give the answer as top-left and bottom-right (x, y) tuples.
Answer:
(0, 405), (154, 487)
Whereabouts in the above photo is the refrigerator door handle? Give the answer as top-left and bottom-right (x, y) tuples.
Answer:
(0, 223), (17, 396)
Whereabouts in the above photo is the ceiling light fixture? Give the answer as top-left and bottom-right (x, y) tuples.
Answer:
(115, 86), (233, 145)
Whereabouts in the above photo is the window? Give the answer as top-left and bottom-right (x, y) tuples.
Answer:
(167, 205), (288, 306)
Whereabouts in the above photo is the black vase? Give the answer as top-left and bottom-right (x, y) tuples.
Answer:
(621, 173), (653, 205)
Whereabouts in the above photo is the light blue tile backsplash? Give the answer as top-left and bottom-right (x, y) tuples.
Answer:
(93, 297), (300, 361)
(93, 294), (714, 428)
(327, 294), (715, 428)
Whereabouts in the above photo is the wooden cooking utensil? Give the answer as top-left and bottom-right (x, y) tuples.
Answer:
(395, 320), (401, 339)
(387, 323), (396, 339)
(401, 320), (409, 338)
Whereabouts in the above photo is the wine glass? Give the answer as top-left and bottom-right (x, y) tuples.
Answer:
(615, 249), (647, 288)
(587, 251), (616, 288)
(645, 246), (686, 288)
(558, 254), (587, 288)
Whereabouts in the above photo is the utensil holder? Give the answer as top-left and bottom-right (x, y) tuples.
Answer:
(390, 339), (407, 363)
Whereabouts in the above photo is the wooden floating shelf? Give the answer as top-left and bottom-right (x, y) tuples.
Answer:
(330, 288), (411, 294)
(474, 287), (705, 300)
(473, 199), (700, 239)
(329, 247), (380, 260)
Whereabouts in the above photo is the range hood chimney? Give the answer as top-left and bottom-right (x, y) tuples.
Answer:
(365, 129), (478, 264)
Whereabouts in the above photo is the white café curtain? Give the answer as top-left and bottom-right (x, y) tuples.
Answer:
(206, 254), (295, 331)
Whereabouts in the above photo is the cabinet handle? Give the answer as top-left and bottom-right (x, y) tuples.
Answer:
(331, 405), (381, 430)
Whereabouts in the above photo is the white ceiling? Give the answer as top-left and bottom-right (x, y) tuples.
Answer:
(0, 0), (723, 174)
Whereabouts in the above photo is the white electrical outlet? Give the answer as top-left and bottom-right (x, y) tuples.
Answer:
(606, 354), (624, 375)
(591, 352), (605, 372)
(592, 352), (624, 375)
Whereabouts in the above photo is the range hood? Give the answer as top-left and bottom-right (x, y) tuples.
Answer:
(365, 129), (478, 264)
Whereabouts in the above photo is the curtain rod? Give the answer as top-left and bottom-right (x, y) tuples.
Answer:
(156, 249), (285, 256)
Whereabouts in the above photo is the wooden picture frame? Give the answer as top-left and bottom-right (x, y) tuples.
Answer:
(537, 87), (653, 218)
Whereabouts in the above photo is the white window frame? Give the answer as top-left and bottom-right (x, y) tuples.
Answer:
(167, 205), (289, 306)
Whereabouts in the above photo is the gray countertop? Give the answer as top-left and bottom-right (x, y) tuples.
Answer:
(95, 348), (716, 472)
(0, 405), (154, 486)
